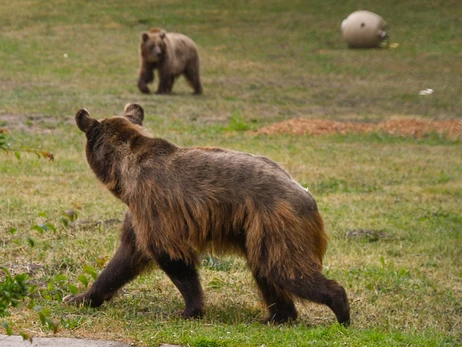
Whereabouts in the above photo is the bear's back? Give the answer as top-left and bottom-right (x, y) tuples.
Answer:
(163, 146), (316, 212)
(165, 32), (199, 60)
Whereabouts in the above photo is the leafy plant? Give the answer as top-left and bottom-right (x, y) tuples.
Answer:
(0, 268), (32, 317)
(0, 216), (86, 338)
(0, 268), (38, 341)
(0, 269), (61, 338)
(34, 306), (59, 334)
(0, 129), (54, 160)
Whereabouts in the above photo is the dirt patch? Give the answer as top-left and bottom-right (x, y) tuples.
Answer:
(0, 113), (61, 134)
(256, 118), (462, 140)
(345, 229), (394, 242)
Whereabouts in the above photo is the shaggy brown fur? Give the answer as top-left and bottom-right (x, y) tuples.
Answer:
(137, 28), (202, 95)
(65, 104), (350, 325)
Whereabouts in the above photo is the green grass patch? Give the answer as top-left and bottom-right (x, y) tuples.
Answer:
(1, 0), (461, 346)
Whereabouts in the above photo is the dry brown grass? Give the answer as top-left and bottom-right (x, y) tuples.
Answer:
(256, 117), (462, 139)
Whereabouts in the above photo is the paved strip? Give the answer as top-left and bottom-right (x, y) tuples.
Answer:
(0, 335), (132, 347)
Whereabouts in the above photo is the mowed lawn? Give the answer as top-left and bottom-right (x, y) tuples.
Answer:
(0, 1), (461, 346)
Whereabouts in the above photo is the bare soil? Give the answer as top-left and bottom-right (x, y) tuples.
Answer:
(256, 118), (462, 140)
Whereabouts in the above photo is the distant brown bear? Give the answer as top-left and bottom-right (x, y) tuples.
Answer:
(137, 28), (202, 95)
(66, 104), (350, 326)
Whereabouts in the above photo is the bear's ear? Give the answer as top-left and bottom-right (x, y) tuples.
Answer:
(124, 103), (144, 126)
(141, 32), (150, 42)
(75, 109), (98, 133)
(159, 30), (166, 39)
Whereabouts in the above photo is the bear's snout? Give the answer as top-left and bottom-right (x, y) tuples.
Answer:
(153, 46), (163, 57)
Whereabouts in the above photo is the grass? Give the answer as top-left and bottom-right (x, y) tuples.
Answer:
(0, 0), (461, 346)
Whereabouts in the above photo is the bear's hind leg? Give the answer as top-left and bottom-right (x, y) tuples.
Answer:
(254, 273), (298, 324)
(184, 65), (202, 95)
(64, 212), (152, 307)
(155, 253), (204, 319)
(280, 272), (350, 326)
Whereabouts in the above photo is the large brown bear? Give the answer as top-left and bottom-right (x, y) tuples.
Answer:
(66, 104), (350, 326)
(137, 28), (202, 95)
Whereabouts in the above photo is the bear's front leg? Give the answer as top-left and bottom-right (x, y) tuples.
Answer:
(64, 212), (152, 307)
(137, 62), (155, 94)
(156, 73), (175, 94)
(138, 79), (151, 94)
(155, 253), (204, 318)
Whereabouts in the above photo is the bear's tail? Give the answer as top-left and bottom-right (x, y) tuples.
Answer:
(311, 210), (328, 265)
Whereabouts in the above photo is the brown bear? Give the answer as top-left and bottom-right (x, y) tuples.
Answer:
(65, 104), (350, 326)
(137, 28), (202, 95)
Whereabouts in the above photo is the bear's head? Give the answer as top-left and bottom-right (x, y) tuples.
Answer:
(75, 104), (146, 190)
(140, 28), (167, 63)
(76, 103), (145, 135)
